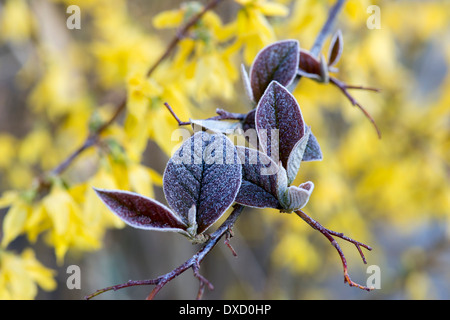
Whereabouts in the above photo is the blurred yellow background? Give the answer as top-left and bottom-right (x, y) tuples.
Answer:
(0, 0), (448, 299)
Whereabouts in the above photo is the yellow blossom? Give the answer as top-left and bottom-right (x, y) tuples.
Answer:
(0, 0), (35, 42)
(0, 248), (56, 299)
(1, 192), (28, 248)
(233, 0), (289, 64)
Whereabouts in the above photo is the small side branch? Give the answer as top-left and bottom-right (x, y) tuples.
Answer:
(330, 77), (382, 139)
(85, 204), (244, 300)
(295, 209), (374, 292)
(164, 102), (247, 126)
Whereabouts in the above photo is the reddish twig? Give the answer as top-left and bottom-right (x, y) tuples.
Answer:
(224, 225), (238, 257)
(163, 102), (192, 126)
(330, 76), (382, 139)
(295, 209), (374, 291)
(164, 102), (246, 126)
(85, 204), (244, 300)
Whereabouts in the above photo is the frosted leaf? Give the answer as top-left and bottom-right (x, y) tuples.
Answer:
(235, 146), (280, 209)
(163, 132), (242, 233)
(255, 81), (306, 169)
(280, 181), (314, 212)
(190, 119), (242, 134)
(327, 29), (343, 67)
(241, 64), (254, 102)
(250, 40), (300, 102)
(94, 188), (189, 235)
(297, 49), (322, 81)
(303, 131), (323, 162)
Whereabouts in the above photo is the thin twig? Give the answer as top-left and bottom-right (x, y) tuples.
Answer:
(85, 204), (244, 300)
(295, 209), (374, 291)
(146, 0), (225, 77)
(164, 102), (247, 127)
(224, 225), (238, 256)
(163, 102), (192, 126)
(330, 76), (382, 138)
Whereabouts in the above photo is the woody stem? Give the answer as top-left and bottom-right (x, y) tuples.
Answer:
(329, 76), (382, 138)
(85, 204), (244, 300)
(295, 209), (374, 291)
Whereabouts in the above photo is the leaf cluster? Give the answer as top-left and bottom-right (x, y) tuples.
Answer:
(96, 40), (323, 242)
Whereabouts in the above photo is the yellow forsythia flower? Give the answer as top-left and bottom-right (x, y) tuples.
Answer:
(233, 0), (289, 64)
(1, 191), (29, 248)
(0, 0), (35, 42)
(0, 248), (56, 300)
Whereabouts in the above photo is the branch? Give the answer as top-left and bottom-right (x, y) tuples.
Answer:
(295, 209), (374, 291)
(164, 102), (247, 126)
(85, 204), (244, 300)
(330, 76), (382, 138)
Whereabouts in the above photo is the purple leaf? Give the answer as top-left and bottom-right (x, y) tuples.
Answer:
(234, 146), (280, 209)
(94, 188), (188, 234)
(163, 132), (242, 234)
(250, 40), (300, 102)
(255, 81), (306, 170)
(327, 29), (343, 68)
(297, 49), (322, 81)
(242, 109), (256, 132)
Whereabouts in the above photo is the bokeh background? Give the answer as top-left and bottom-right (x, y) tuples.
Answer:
(0, 0), (448, 300)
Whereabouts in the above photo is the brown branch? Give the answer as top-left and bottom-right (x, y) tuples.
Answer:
(293, 0), (382, 139)
(330, 76), (382, 139)
(85, 204), (244, 300)
(164, 102), (246, 126)
(295, 209), (374, 291)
